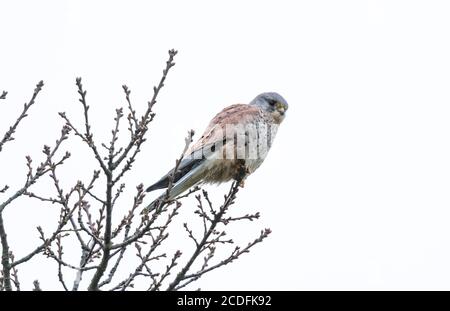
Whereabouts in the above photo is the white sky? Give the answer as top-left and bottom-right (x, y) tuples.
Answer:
(1, 0), (450, 290)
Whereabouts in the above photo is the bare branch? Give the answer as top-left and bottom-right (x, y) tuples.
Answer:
(221, 212), (261, 225)
(32, 280), (42, 291)
(0, 124), (71, 214)
(9, 252), (20, 291)
(114, 129), (194, 249)
(111, 49), (178, 171)
(166, 181), (241, 291)
(87, 49), (178, 291)
(111, 202), (181, 291)
(55, 235), (69, 291)
(1, 123), (71, 291)
(0, 81), (43, 153)
(0, 50), (272, 292)
(107, 108), (124, 166)
(150, 250), (182, 291)
(0, 213), (12, 290)
(175, 229), (272, 290)
(122, 85), (138, 136)
(58, 79), (109, 175)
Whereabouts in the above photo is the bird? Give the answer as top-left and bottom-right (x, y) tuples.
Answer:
(143, 92), (288, 212)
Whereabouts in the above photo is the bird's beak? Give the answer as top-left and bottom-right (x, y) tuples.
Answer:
(276, 103), (286, 115)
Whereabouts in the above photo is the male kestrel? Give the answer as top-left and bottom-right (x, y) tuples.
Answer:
(145, 92), (288, 210)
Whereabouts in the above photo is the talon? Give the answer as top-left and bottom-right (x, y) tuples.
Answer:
(239, 179), (246, 188)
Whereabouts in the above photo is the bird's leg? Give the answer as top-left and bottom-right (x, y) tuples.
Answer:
(235, 160), (249, 188)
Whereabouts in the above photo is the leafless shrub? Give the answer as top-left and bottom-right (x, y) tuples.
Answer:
(0, 50), (271, 291)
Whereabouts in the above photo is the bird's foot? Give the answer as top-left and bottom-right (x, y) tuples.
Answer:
(234, 160), (249, 188)
(239, 179), (246, 188)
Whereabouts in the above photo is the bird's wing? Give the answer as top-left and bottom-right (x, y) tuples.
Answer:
(146, 104), (262, 193)
(145, 157), (204, 192)
(143, 163), (207, 213)
(186, 104), (262, 155)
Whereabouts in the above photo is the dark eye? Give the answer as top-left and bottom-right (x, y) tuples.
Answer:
(268, 99), (277, 106)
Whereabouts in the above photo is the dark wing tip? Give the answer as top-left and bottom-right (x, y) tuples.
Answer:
(146, 158), (204, 193)
(146, 181), (167, 192)
(146, 185), (156, 192)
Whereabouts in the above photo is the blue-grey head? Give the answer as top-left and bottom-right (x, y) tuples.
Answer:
(249, 92), (289, 123)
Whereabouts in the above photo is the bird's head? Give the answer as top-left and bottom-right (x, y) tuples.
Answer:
(249, 92), (289, 123)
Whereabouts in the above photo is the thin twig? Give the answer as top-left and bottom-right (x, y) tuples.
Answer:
(0, 81), (44, 153)
(166, 181), (241, 291)
(87, 49), (178, 291)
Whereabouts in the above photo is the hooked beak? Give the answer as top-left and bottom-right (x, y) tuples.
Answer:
(277, 104), (286, 116)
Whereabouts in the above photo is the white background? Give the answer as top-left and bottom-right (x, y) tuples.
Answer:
(1, 0), (450, 290)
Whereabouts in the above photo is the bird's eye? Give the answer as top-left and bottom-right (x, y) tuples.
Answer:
(268, 99), (277, 106)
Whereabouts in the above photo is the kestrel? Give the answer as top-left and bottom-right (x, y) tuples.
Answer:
(145, 92), (288, 210)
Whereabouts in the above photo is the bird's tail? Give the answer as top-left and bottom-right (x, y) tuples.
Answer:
(141, 198), (159, 214)
(142, 164), (205, 214)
